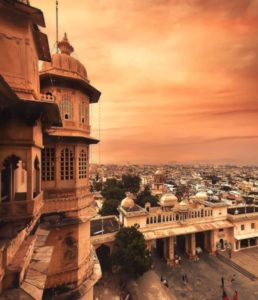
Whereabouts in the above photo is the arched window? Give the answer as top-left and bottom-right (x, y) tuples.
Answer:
(79, 150), (87, 179)
(61, 148), (74, 180)
(33, 156), (40, 197)
(42, 148), (55, 181)
(60, 94), (73, 120)
(79, 101), (87, 124)
(1, 155), (27, 202)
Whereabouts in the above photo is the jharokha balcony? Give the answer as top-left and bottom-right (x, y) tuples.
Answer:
(0, 192), (43, 221)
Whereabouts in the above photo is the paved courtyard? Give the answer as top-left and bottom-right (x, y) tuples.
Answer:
(227, 247), (258, 278)
(153, 250), (258, 300)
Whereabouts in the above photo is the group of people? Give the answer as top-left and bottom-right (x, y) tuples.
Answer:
(174, 254), (182, 265)
(182, 273), (188, 284)
(160, 276), (169, 288)
(221, 276), (238, 300)
(223, 290), (238, 300)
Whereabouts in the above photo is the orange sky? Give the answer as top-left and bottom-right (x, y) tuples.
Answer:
(33, 0), (258, 165)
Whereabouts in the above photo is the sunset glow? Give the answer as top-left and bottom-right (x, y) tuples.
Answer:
(33, 0), (258, 164)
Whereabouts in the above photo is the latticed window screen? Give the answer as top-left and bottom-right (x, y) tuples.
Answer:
(42, 148), (55, 181)
(60, 94), (73, 120)
(79, 150), (87, 179)
(61, 148), (74, 180)
(79, 101), (87, 124)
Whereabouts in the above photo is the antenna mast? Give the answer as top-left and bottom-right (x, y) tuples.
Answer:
(56, 0), (59, 53)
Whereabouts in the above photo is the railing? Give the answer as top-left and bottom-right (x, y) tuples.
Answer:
(146, 207), (214, 226)
(40, 93), (55, 102)
(43, 193), (93, 214)
(227, 212), (258, 222)
(91, 232), (117, 246)
(0, 192), (43, 220)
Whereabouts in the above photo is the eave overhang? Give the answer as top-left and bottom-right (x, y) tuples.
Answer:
(40, 73), (101, 103)
(1, 0), (46, 27)
(43, 134), (99, 145)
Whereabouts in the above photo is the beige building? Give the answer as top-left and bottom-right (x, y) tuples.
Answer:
(0, 1), (101, 299)
(92, 194), (258, 267)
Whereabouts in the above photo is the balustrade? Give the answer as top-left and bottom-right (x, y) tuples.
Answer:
(146, 207), (213, 226)
(43, 193), (93, 214)
(0, 192), (43, 220)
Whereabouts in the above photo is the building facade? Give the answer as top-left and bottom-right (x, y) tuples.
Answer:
(92, 194), (258, 267)
(0, 1), (101, 299)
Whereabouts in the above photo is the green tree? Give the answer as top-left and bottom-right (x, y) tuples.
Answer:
(99, 199), (120, 216)
(122, 175), (141, 194)
(111, 226), (152, 278)
(101, 178), (126, 201)
(175, 185), (189, 201)
(136, 186), (158, 207)
(92, 180), (103, 192)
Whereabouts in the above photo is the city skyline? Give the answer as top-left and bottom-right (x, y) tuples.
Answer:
(33, 0), (258, 164)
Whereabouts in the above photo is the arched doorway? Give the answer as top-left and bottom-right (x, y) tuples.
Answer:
(175, 235), (186, 255)
(219, 238), (224, 250)
(156, 238), (164, 258)
(96, 245), (111, 271)
(1, 155), (26, 202)
(33, 156), (40, 197)
(196, 232), (205, 250)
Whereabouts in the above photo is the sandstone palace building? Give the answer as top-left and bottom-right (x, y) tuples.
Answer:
(0, 1), (101, 299)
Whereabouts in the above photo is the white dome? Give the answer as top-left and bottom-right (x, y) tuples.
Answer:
(178, 199), (189, 210)
(195, 191), (208, 200)
(155, 169), (163, 175)
(159, 193), (178, 206)
(121, 196), (135, 209)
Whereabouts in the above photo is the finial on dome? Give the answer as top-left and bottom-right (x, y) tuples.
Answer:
(58, 33), (74, 55)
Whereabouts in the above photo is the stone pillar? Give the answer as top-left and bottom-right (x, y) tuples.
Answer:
(210, 230), (216, 254)
(167, 237), (175, 266)
(146, 240), (152, 252)
(74, 146), (79, 187)
(26, 152), (33, 201)
(190, 233), (196, 258)
(55, 145), (60, 189)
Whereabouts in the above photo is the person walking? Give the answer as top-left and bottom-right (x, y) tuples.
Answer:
(233, 290), (238, 300)
(231, 274), (236, 283)
(185, 273), (188, 283)
(221, 276), (225, 289)
(222, 290), (229, 300)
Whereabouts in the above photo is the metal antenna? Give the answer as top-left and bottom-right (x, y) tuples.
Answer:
(56, 0), (59, 53)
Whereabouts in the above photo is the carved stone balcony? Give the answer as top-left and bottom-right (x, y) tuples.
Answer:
(40, 93), (55, 102)
(43, 192), (93, 215)
(0, 192), (43, 221)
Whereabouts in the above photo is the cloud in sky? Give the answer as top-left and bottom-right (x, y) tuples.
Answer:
(33, 0), (258, 164)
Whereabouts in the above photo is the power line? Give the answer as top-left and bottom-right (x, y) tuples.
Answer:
(56, 0), (59, 53)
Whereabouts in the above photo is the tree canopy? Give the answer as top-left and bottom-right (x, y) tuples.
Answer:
(101, 178), (126, 201)
(136, 185), (158, 208)
(121, 174), (141, 194)
(99, 199), (120, 216)
(111, 226), (152, 278)
(99, 175), (141, 216)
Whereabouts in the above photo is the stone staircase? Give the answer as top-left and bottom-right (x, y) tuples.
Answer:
(216, 252), (257, 281)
